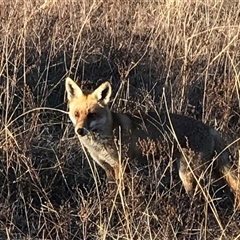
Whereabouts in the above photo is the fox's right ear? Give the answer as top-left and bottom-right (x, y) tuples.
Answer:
(65, 77), (83, 101)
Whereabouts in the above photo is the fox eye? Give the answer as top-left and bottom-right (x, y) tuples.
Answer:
(88, 112), (97, 118)
(74, 111), (80, 118)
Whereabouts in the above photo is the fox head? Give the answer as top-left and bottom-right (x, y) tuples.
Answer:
(65, 77), (112, 136)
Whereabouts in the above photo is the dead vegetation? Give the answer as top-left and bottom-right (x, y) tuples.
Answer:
(0, 0), (240, 239)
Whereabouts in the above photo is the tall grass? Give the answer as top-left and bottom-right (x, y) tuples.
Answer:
(0, 0), (239, 239)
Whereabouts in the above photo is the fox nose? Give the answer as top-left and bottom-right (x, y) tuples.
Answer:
(76, 127), (87, 136)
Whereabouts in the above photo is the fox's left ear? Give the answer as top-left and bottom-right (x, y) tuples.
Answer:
(65, 77), (83, 101)
(93, 81), (112, 105)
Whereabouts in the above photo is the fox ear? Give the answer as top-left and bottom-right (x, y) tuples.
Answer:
(93, 81), (112, 105)
(65, 77), (83, 101)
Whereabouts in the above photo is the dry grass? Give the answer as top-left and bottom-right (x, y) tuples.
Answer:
(0, 0), (240, 239)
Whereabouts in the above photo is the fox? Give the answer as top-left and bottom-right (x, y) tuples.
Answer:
(65, 77), (239, 207)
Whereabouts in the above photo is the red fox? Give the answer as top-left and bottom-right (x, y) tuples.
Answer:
(65, 77), (239, 207)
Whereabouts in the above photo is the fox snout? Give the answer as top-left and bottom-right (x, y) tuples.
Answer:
(76, 127), (88, 136)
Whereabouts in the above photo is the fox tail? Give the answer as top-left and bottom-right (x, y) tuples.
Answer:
(211, 128), (240, 208)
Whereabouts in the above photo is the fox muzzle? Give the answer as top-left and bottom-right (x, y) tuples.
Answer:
(76, 127), (88, 136)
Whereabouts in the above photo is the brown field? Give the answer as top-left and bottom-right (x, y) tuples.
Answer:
(0, 0), (240, 239)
